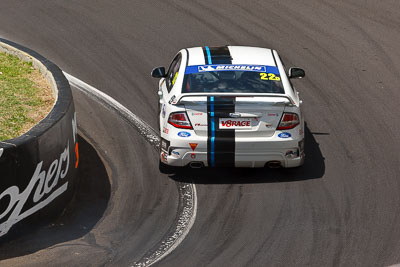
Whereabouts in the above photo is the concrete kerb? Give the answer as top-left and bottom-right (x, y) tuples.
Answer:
(0, 38), (78, 237)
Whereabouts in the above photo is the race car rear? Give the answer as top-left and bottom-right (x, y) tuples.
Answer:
(154, 46), (305, 168)
(160, 95), (304, 168)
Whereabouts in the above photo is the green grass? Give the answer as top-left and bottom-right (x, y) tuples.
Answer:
(0, 52), (54, 141)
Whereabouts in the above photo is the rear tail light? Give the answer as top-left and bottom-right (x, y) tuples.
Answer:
(277, 113), (300, 130)
(168, 112), (193, 129)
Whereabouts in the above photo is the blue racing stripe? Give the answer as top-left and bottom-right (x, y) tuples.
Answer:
(205, 46), (212, 65)
(210, 96), (215, 167)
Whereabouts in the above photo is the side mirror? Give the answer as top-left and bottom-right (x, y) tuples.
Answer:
(288, 67), (305, 79)
(151, 67), (166, 78)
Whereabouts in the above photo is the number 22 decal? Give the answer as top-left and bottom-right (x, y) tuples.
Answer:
(260, 73), (281, 81)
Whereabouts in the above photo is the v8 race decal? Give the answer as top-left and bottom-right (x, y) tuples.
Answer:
(219, 118), (251, 129)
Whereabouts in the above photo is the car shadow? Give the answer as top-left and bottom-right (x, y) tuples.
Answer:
(0, 135), (111, 260)
(169, 123), (325, 184)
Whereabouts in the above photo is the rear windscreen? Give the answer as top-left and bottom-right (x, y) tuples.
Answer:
(182, 64), (284, 94)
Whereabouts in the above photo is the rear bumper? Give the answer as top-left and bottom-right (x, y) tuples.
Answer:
(160, 133), (305, 168)
(163, 150), (304, 168)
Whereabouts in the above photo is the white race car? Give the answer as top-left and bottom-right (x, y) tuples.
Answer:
(151, 46), (305, 169)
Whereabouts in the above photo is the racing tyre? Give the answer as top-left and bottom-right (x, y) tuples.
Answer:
(159, 161), (177, 174)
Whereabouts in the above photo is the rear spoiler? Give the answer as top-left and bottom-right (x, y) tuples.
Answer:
(176, 93), (296, 106)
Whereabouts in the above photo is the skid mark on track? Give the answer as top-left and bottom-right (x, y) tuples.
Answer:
(63, 72), (197, 266)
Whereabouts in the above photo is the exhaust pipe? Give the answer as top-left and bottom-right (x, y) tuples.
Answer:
(266, 161), (281, 168)
(189, 162), (204, 168)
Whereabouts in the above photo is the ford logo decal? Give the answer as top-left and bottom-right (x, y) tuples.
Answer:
(177, 131), (191, 137)
(278, 132), (291, 138)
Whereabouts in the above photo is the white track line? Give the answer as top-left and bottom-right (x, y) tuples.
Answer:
(63, 71), (197, 267)
(63, 72), (160, 149)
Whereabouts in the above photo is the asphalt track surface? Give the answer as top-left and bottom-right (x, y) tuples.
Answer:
(0, 0), (400, 266)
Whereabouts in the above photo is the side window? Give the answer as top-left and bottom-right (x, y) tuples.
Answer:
(166, 54), (182, 92)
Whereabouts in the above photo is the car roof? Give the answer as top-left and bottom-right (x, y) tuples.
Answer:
(171, 46), (300, 106)
(186, 46), (276, 66)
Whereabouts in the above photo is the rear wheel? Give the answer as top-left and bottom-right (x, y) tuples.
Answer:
(159, 160), (177, 174)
